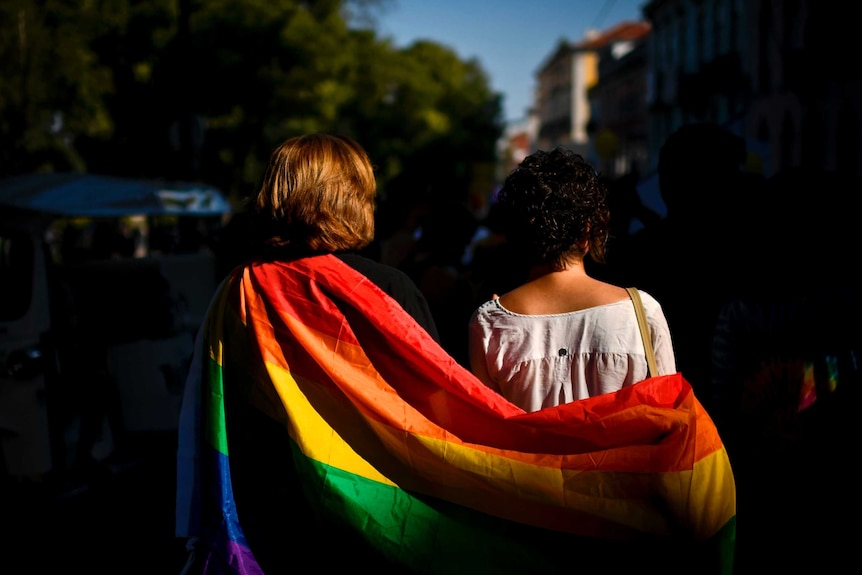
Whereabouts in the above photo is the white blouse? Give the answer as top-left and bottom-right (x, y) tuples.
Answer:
(468, 290), (676, 412)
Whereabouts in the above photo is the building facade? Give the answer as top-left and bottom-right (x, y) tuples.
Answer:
(533, 38), (588, 154)
(742, 0), (861, 177)
(534, 22), (651, 158)
(498, 0), (861, 187)
(586, 23), (652, 179)
(643, 0), (861, 178)
(496, 113), (539, 184)
(642, 0), (749, 171)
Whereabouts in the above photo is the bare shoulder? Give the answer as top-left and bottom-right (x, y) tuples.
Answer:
(499, 277), (629, 315)
(594, 281), (632, 304)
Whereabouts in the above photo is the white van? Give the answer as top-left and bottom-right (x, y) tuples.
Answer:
(0, 173), (231, 484)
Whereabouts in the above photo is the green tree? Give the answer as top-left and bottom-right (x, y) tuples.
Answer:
(0, 0), (503, 207)
(75, 0), (181, 178)
(0, 0), (116, 175)
(159, 0), (366, 195)
(342, 37), (502, 203)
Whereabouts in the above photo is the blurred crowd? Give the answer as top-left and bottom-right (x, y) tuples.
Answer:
(5, 122), (858, 574)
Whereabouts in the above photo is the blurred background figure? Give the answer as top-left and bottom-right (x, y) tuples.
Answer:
(399, 196), (478, 367)
(598, 122), (751, 405)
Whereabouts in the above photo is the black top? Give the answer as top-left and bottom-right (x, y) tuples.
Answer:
(335, 252), (440, 343)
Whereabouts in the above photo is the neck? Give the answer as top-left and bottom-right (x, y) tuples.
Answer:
(528, 257), (586, 281)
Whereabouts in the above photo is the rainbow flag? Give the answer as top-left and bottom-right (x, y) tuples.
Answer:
(176, 255), (736, 574)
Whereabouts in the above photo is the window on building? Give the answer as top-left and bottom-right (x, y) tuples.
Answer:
(731, 0), (743, 52)
(697, 2), (707, 65)
(783, 0), (802, 51)
(715, 0), (729, 55)
(702, 0), (714, 63)
(674, 9), (686, 70)
(757, 1), (774, 94)
(662, 19), (677, 67)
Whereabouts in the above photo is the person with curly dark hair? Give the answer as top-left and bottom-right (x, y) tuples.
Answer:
(468, 147), (676, 412)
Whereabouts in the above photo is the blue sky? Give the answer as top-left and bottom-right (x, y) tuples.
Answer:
(374, 0), (647, 124)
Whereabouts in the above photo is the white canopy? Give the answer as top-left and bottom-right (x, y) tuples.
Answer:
(0, 173), (232, 217)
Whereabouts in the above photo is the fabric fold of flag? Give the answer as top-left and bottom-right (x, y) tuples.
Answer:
(176, 254), (736, 574)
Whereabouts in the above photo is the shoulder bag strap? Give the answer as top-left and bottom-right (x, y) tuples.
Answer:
(626, 287), (658, 378)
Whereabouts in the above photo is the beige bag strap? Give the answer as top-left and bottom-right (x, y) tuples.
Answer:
(626, 287), (658, 378)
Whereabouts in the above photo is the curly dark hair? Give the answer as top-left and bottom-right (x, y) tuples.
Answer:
(496, 147), (610, 270)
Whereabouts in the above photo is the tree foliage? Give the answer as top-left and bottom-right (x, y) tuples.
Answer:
(0, 0), (503, 204)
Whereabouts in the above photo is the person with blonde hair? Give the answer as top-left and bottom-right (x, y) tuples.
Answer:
(253, 133), (378, 255)
(216, 133), (439, 337)
(176, 133), (439, 573)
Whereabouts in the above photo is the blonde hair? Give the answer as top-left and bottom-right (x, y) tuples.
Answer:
(254, 133), (377, 253)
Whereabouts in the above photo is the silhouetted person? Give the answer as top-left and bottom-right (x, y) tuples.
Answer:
(374, 183), (431, 270)
(605, 171), (661, 245)
(709, 166), (861, 575)
(211, 203), (263, 282)
(598, 122), (749, 406)
(49, 269), (128, 478)
(399, 197), (477, 367)
(463, 200), (532, 308)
